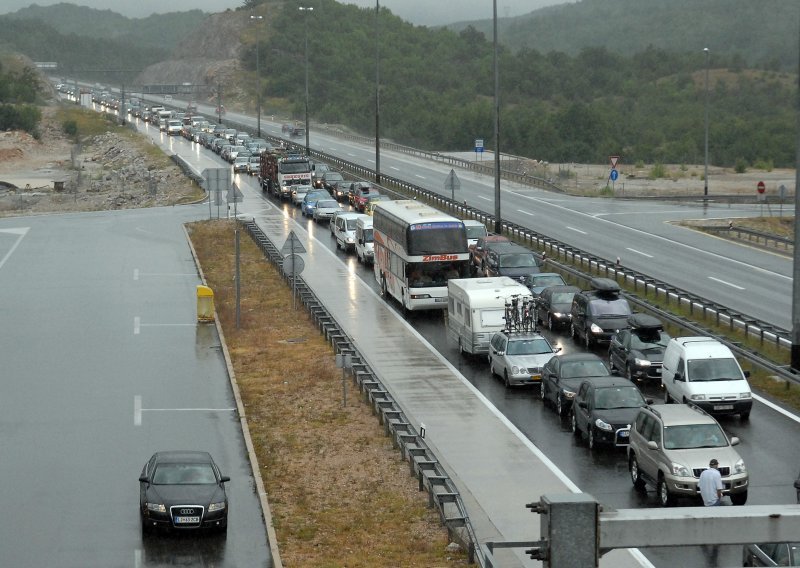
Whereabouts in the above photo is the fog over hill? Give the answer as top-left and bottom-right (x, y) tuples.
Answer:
(0, 0), (569, 25)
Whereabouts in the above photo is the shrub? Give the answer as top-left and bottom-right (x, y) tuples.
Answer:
(753, 159), (774, 172)
(648, 162), (667, 179)
(734, 157), (748, 173)
(63, 119), (78, 138)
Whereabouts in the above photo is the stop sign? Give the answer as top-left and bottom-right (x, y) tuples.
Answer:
(757, 181), (766, 194)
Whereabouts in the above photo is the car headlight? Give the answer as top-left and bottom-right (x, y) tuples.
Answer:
(208, 501), (226, 512)
(689, 394), (707, 401)
(589, 323), (603, 334)
(146, 502), (166, 513)
(594, 418), (613, 431)
(633, 358), (651, 367)
(670, 462), (692, 477)
(562, 389), (576, 399)
(552, 312), (564, 318)
(740, 392), (751, 399)
(734, 459), (746, 474)
(511, 366), (523, 375)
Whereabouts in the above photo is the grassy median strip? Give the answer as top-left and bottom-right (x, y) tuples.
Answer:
(187, 220), (467, 567)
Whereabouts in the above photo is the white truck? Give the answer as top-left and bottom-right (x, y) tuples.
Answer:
(446, 277), (533, 355)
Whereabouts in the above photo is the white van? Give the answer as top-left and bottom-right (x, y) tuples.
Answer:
(334, 212), (366, 253)
(462, 219), (489, 248)
(661, 336), (752, 419)
(355, 216), (374, 264)
(447, 277), (533, 355)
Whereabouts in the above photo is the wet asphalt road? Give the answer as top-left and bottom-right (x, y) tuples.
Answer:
(0, 209), (271, 567)
(260, 185), (800, 568)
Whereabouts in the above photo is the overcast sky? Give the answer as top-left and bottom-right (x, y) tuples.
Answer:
(0, 1), (566, 25)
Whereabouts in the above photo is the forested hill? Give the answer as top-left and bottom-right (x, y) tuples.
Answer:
(4, 3), (206, 54)
(449, 0), (800, 70)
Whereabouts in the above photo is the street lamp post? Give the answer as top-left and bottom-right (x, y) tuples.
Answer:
(299, 6), (313, 156)
(493, 0), (501, 234)
(250, 15), (263, 138)
(703, 47), (710, 197)
(375, 0), (381, 184)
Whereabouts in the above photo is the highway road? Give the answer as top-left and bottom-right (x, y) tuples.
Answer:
(197, 99), (792, 331)
(81, 103), (800, 566)
(0, 206), (272, 565)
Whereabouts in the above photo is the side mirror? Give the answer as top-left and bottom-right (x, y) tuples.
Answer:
(730, 436), (740, 446)
(139, 475), (150, 484)
(554, 347), (562, 354)
(578, 401), (587, 409)
(220, 475), (231, 483)
(674, 373), (684, 382)
(793, 478), (800, 490)
(645, 398), (654, 405)
(646, 440), (659, 450)
(743, 370), (751, 378)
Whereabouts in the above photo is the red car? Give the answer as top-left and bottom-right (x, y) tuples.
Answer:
(353, 188), (382, 212)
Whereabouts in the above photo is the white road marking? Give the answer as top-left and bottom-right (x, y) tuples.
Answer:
(478, 195), (491, 201)
(133, 268), (139, 280)
(517, 209), (534, 216)
(390, 166), (400, 171)
(415, 174), (426, 180)
(134, 395), (142, 426)
(625, 248), (653, 258)
(506, 189), (790, 281)
(139, 323), (197, 328)
(142, 407), (237, 412)
(0, 227), (30, 271)
(708, 276), (745, 290)
(134, 549), (142, 568)
(754, 394), (800, 425)
(134, 316), (140, 335)
(566, 226), (587, 235)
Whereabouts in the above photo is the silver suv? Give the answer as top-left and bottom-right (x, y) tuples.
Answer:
(488, 330), (560, 387)
(627, 404), (748, 506)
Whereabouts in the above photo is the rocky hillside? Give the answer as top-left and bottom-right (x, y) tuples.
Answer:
(133, 11), (252, 103)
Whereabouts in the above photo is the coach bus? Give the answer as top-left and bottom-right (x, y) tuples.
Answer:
(373, 200), (470, 311)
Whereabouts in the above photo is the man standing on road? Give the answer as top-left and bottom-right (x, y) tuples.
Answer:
(699, 458), (724, 506)
(699, 458), (724, 566)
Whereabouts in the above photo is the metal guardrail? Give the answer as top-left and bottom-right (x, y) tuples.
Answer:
(191, 107), (799, 387)
(242, 220), (483, 566)
(699, 224), (793, 253)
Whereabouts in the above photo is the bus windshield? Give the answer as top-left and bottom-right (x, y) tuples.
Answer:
(408, 223), (466, 255)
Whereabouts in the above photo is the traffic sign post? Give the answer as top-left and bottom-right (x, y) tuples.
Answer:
(444, 169), (461, 202)
(281, 231), (307, 310)
(608, 156), (621, 193)
(474, 138), (484, 161)
(203, 168), (231, 219)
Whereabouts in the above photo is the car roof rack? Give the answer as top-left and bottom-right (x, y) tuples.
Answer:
(627, 313), (663, 330)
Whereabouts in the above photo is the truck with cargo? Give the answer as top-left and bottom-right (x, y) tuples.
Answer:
(446, 277), (533, 355)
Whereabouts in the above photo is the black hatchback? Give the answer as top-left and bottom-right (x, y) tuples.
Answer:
(139, 451), (230, 533)
(571, 376), (649, 449)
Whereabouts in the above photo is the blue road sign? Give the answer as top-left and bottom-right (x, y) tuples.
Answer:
(610, 169), (619, 181)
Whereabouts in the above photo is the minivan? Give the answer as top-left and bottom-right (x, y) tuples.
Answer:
(482, 242), (541, 282)
(355, 216), (374, 264)
(661, 337), (752, 419)
(334, 212), (367, 252)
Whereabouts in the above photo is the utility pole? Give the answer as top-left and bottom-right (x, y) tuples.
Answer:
(217, 81), (223, 125)
(250, 14), (264, 138)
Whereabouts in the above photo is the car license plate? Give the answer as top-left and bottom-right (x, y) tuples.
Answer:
(714, 404), (734, 410)
(174, 516), (200, 524)
(619, 431), (629, 437)
(434, 298), (447, 303)
(531, 374), (541, 381)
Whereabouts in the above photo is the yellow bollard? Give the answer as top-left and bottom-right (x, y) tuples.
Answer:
(197, 285), (215, 322)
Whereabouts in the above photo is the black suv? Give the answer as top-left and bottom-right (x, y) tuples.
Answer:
(570, 278), (632, 348)
(608, 313), (670, 382)
(483, 242), (541, 283)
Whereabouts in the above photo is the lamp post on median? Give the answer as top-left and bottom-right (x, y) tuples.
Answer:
(299, 6), (313, 156)
(493, 0), (502, 234)
(703, 47), (710, 197)
(375, 0), (381, 184)
(250, 15), (263, 138)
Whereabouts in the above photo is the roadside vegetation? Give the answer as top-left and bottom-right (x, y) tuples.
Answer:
(187, 220), (467, 568)
(0, 56), (42, 136)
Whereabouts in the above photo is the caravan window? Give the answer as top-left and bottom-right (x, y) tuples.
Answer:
(480, 309), (506, 328)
